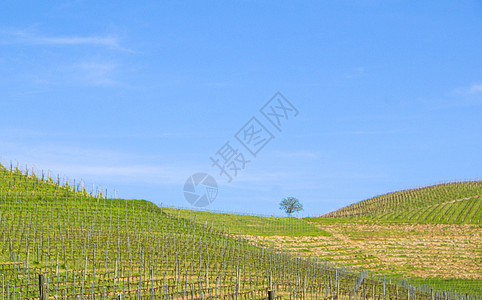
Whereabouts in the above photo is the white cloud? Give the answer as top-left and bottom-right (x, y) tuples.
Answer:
(469, 84), (482, 94)
(0, 141), (200, 195)
(444, 82), (482, 108)
(340, 129), (402, 135)
(77, 62), (118, 86)
(453, 83), (482, 95)
(273, 151), (319, 159)
(33, 61), (124, 87)
(0, 128), (174, 140)
(44, 163), (191, 185)
(0, 28), (132, 52)
(0, 28), (136, 89)
(36, 36), (119, 47)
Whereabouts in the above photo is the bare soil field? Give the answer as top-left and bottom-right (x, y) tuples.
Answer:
(246, 223), (482, 279)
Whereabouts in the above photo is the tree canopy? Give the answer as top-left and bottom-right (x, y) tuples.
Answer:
(279, 197), (303, 216)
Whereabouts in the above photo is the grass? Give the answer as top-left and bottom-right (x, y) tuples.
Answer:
(0, 163), (400, 299)
(248, 221), (481, 297)
(318, 181), (482, 224)
(379, 276), (482, 298)
(163, 207), (332, 237)
(0, 162), (480, 298)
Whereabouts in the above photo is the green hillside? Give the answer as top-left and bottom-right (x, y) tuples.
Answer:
(167, 182), (481, 297)
(0, 162), (479, 299)
(320, 181), (482, 224)
(163, 207), (331, 237)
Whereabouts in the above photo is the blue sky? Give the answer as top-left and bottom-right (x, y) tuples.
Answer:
(1, 1), (481, 216)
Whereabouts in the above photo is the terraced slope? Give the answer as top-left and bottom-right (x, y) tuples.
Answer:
(172, 207), (482, 296)
(254, 221), (481, 278)
(1, 162), (441, 300)
(165, 184), (482, 297)
(321, 181), (482, 224)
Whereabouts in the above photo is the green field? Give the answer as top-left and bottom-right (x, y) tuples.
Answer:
(164, 182), (482, 297)
(319, 181), (482, 224)
(163, 207), (331, 237)
(0, 162), (480, 299)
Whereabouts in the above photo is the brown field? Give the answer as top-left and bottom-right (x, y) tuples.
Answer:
(246, 223), (482, 279)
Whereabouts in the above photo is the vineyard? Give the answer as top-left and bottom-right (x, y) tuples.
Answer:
(162, 207), (481, 296)
(320, 182), (482, 224)
(0, 162), (480, 299)
(162, 208), (331, 237)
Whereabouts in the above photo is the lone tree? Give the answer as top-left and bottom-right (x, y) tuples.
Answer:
(279, 197), (303, 216)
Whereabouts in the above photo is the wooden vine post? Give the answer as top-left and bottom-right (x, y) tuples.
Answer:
(39, 274), (48, 300)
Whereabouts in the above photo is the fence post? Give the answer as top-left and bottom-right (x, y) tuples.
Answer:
(268, 290), (275, 300)
(39, 274), (48, 300)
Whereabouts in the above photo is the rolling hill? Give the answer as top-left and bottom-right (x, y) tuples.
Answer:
(0, 162), (480, 299)
(320, 181), (482, 224)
